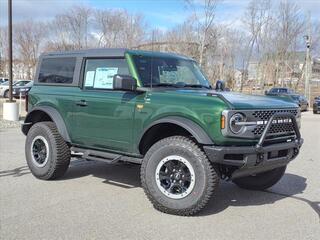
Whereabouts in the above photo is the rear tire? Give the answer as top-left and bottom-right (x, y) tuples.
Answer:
(25, 121), (70, 180)
(232, 166), (286, 191)
(141, 136), (219, 216)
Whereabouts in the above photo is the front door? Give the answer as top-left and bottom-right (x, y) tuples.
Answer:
(71, 58), (137, 153)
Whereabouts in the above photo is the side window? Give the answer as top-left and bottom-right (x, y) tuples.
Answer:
(38, 57), (76, 84)
(83, 58), (129, 90)
(15, 82), (24, 86)
(279, 89), (286, 93)
(15, 81), (29, 86)
(270, 88), (277, 93)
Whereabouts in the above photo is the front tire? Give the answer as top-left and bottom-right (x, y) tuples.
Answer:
(141, 136), (219, 216)
(232, 166), (286, 190)
(25, 121), (71, 180)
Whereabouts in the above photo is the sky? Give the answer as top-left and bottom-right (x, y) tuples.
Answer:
(0, 0), (320, 30)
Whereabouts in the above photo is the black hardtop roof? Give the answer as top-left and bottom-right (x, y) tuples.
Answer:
(41, 48), (193, 60)
(42, 48), (127, 58)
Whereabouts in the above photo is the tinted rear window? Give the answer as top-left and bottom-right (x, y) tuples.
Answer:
(38, 57), (76, 84)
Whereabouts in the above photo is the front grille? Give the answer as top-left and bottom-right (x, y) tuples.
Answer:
(252, 109), (298, 120)
(252, 122), (295, 136)
(251, 109), (298, 137)
(221, 108), (299, 139)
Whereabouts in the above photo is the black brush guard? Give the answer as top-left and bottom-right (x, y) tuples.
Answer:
(204, 113), (303, 179)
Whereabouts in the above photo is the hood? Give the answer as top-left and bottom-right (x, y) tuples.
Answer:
(216, 91), (298, 109)
(164, 89), (298, 110)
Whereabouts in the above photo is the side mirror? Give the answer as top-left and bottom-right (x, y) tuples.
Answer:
(113, 74), (137, 91)
(215, 80), (225, 91)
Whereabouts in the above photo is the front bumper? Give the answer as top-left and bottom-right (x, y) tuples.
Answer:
(204, 112), (303, 179)
(12, 91), (28, 97)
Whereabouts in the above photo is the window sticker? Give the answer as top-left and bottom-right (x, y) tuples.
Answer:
(84, 71), (95, 87)
(94, 67), (118, 89)
(159, 66), (178, 83)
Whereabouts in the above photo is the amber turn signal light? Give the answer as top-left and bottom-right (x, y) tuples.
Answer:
(221, 115), (225, 129)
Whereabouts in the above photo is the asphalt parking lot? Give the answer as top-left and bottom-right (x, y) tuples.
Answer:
(0, 111), (319, 240)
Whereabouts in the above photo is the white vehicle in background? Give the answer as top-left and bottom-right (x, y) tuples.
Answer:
(0, 80), (31, 98)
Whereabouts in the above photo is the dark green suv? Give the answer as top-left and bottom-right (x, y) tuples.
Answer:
(22, 49), (303, 215)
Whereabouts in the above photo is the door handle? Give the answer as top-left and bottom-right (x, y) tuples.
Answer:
(75, 100), (88, 107)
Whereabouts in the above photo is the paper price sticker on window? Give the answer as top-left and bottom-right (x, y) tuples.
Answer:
(94, 67), (118, 89)
(84, 71), (95, 87)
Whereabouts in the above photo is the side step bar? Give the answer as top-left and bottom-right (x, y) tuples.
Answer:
(71, 147), (143, 164)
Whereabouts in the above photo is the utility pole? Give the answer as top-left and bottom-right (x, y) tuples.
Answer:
(304, 13), (312, 107)
(8, 0), (13, 102)
(3, 0), (18, 121)
(304, 35), (311, 103)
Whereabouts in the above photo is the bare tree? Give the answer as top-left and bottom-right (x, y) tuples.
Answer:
(163, 19), (199, 57)
(0, 27), (8, 77)
(14, 20), (45, 79)
(214, 26), (247, 87)
(255, 1), (305, 89)
(311, 20), (320, 55)
(0, 2), (318, 90)
(48, 6), (92, 51)
(275, 1), (304, 86)
(185, 0), (219, 68)
(95, 9), (125, 47)
(94, 10), (146, 48)
(124, 14), (146, 48)
(240, 0), (272, 91)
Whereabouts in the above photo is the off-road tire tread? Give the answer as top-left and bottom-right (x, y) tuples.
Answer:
(26, 121), (70, 180)
(141, 136), (219, 216)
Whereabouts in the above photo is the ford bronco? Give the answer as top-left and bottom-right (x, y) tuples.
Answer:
(22, 49), (303, 215)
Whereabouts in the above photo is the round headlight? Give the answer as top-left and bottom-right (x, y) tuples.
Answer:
(229, 113), (246, 134)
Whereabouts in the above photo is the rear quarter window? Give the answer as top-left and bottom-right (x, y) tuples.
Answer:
(38, 57), (76, 84)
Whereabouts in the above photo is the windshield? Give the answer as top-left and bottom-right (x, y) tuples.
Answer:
(132, 55), (211, 88)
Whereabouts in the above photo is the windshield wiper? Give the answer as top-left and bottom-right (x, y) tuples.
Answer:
(182, 84), (211, 89)
(144, 83), (179, 88)
(144, 83), (211, 89)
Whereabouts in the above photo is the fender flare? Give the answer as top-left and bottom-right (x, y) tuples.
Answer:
(139, 116), (214, 145)
(22, 106), (71, 143)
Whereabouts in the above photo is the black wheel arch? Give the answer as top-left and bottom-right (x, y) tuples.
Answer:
(22, 106), (71, 143)
(138, 116), (214, 155)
